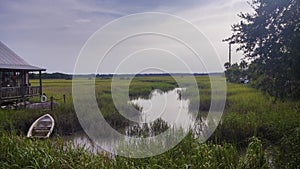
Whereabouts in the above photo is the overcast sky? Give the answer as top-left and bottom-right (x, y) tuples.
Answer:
(0, 0), (252, 73)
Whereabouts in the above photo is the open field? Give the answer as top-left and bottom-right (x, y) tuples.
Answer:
(0, 76), (299, 168)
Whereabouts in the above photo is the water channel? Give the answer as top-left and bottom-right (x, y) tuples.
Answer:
(65, 88), (200, 154)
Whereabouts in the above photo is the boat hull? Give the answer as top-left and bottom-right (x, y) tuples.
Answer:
(27, 114), (55, 138)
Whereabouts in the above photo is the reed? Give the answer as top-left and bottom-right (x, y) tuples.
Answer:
(0, 76), (299, 168)
(0, 132), (270, 168)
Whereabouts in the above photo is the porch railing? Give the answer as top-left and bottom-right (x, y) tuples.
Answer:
(0, 86), (40, 101)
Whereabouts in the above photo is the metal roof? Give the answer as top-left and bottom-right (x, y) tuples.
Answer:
(0, 41), (46, 71)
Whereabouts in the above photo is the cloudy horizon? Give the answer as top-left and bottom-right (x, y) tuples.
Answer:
(0, 0), (253, 73)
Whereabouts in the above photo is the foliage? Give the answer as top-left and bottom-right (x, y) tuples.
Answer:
(275, 127), (300, 168)
(0, 77), (300, 168)
(225, 0), (300, 99)
(237, 137), (268, 169)
(212, 83), (300, 147)
(0, 132), (112, 168)
(224, 62), (247, 83)
(0, 132), (271, 169)
(29, 72), (72, 79)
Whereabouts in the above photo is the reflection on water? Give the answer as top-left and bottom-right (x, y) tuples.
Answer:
(64, 131), (119, 154)
(130, 88), (194, 130)
(66, 88), (201, 153)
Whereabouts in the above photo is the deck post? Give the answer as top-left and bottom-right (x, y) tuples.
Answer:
(21, 71), (26, 102)
(0, 71), (1, 105)
(39, 71), (42, 97)
(50, 96), (53, 111)
(0, 85), (2, 105)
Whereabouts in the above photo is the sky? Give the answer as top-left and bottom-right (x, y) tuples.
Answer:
(0, 0), (253, 74)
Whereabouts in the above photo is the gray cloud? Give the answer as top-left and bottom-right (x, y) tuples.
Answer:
(0, 0), (252, 73)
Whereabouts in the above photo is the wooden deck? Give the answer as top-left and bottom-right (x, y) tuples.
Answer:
(0, 86), (40, 102)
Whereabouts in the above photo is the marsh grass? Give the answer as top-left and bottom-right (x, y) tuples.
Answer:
(0, 76), (299, 168)
(0, 132), (112, 168)
(0, 131), (270, 169)
(213, 83), (300, 147)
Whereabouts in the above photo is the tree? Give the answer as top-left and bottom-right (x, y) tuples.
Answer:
(225, 0), (300, 99)
(239, 60), (248, 70)
(224, 62), (231, 69)
(225, 63), (244, 83)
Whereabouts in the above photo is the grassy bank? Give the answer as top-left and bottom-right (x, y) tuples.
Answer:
(0, 132), (268, 168)
(0, 76), (299, 168)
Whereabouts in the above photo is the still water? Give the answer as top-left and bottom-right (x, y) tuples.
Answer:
(130, 88), (193, 129)
(65, 88), (196, 153)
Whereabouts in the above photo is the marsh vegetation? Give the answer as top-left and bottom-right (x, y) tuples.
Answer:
(0, 76), (299, 168)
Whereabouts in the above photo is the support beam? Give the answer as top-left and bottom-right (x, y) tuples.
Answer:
(39, 71), (42, 97)
(0, 84), (2, 105)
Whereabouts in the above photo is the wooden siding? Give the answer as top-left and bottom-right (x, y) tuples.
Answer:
(0, 86), (40, 101)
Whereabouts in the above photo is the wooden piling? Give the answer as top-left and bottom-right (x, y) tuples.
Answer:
(50, 96), (53, 111)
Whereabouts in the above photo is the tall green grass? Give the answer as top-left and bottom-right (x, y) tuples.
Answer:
(0, 76), (299, 168)
(0, 132), (112, 168)
(0, 132), (268, 169)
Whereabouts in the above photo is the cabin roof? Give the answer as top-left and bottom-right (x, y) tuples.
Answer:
(0, 41), (46, 71)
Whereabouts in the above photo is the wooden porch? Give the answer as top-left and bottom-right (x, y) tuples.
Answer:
(0, 41), (46, 105)
(0, 86), (41, 102)
(0, 69), (44, 104)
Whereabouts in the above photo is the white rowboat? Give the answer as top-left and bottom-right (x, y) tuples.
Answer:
(27, 114), (55, 138)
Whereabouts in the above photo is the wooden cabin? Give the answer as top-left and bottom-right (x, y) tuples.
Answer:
(0, 41), (46, 105)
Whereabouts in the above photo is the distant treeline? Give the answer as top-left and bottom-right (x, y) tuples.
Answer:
(29, 72), (222, 79)
(29, 73), (73, 79)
